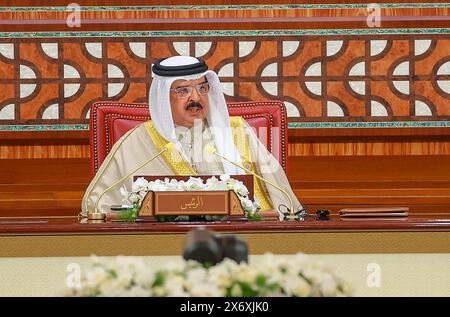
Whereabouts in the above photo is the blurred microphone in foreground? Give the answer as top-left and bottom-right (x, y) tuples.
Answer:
(183, 227), (248, 265)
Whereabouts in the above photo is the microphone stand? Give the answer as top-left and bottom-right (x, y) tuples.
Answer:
(208, 147), (300, 221)
(92, 144), (172, 215)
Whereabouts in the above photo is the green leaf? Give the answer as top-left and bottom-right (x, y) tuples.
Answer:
(153, 271), (165, 287)
(225, 287), (233, 297)
(118, 208), (138, 222)
(155, 215), (178, 222)
(240, 283), (258, 297)
(256, 275), (266, 287)
(246, 213), (263, 221)
(202, 261), (215, 269)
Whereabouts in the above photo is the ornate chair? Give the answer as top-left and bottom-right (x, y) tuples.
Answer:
(89, 101), (288, 176)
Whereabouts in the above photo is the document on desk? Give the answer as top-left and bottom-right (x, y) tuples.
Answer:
(339, 207), (409, 219)
(0, 220), (49, 224)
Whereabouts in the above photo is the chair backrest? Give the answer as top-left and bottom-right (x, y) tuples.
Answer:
(90, 101), (288, 176)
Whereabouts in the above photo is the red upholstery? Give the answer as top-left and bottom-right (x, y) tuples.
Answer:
(90, 101), (288, 176)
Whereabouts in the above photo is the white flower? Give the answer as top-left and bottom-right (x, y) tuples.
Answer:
(190, 282), (222, 297)
(208, 265), (232, 288)
(127, 285), (150, 297)
(152, 286), (166, 297)
(266, 270), (284, 286)
(184, 177), (205, 190)
(205, 176), (219, 190)
(67, 253), (351, 297)
(175, 180), (186, 191)
(240, 197), (254, 211)
(85, 266), (109, 289)
(146, 181), (155, 191)
(128, 193), (141, 204)
(292, 253), (310, 266)
(319, 273), (338, 297)
(150, 180), (167, 191)
(186, 267), (207, 280)
(98, 279), (129, 297)
(119, 185), (129, 200)
(132, 177), (149, 192)
(220, 174), (230, 182)
(164, 275), (188, 297)
(90, 254), (104, 265)
(134, 267), (155, 286)
(165, 260), (186, 273)
(166, 180), (180, 191)
(233, 182), (249, 197)
(218, 258), (240, 271)
(230, 284), (242, 297)
(302, 268), (324, 284)
(115, 256), (148, 273)
(185, 267), (207, 289)
(215, 181), (228, 190)
(114, 270), (134, 289)
(235, 265), (257, 284)
(282, 276), (311, 297)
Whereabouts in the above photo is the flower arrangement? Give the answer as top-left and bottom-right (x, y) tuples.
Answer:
(119, 175), (261, 221)
(65, 253), (352, 297)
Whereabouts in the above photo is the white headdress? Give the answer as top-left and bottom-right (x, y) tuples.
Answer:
(149, 56), (243, 175)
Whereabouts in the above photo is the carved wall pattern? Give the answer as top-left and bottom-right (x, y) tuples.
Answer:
(0, 35), (449, 125)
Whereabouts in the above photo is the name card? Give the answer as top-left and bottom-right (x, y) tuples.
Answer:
(155, 191), (229, 215)
(138, 190), (246, 219)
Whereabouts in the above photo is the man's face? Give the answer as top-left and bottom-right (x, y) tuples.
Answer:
(170, 76), (210, 128)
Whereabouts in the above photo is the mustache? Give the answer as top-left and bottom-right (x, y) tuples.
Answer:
(185, 102), (203, 110)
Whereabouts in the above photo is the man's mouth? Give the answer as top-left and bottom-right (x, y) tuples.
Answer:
(186, 102), (203, 114)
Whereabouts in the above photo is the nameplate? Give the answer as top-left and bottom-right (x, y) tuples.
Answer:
(154, 191), (229, 215)
(138, 190), (245, 218)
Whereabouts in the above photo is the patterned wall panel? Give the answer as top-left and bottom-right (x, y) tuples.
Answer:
(0, 34), (449, 125)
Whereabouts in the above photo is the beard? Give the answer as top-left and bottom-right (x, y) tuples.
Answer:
(185, 101), (203, 110)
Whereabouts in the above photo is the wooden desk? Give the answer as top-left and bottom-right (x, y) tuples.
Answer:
(1, 214), (449, 257)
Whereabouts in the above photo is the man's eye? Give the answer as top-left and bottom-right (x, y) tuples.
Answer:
(177, 88), (190, 95)
(198, 84), (209, 93)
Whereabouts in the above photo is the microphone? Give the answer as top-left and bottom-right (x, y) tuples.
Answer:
(92, 142), (175, 216)
(207, 146), (299, 220)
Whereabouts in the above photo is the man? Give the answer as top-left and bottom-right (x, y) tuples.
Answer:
(81, 56), (301, 218)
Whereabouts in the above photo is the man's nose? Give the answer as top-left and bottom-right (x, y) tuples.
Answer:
(189, 86), (200, 101)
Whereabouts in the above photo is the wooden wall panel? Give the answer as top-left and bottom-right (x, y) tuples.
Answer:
(2, 141), (450, 159)
(288, 141), (450, 156)
(0, 130), (90, 159)
(0, 145), (90, 159)
(0, 158), (90, 216)
(1, 2), (448, 128)
(287, 127), (450, 156)
(1, 127), (450, 159)
(1, 35), (449, 126)
(287, 155), (450, 214)
(2, 7), (448, 26)
(6, 0), (450, 5)
(2, 154), (450, 217)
